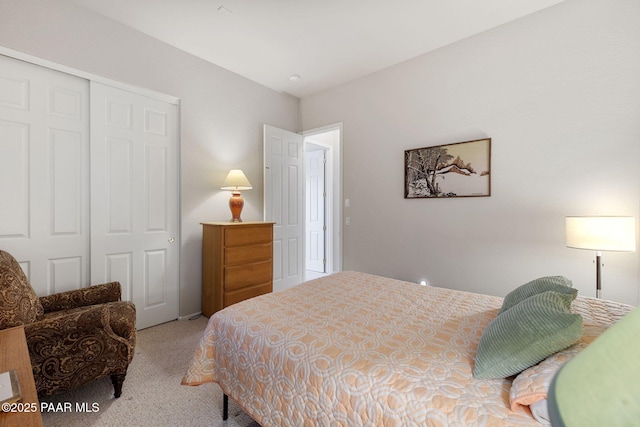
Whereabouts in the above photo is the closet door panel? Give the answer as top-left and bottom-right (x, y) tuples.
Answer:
(0, 55), (89, 296)
(91, 81), (179, 330)
(106, 136), (134, 233)
(0, 120), (29, 238)
(50, 128), (84, 235)
(49, 256), (83, 294)
(105, 253), (134, 301)
(146, 144), (168, 232)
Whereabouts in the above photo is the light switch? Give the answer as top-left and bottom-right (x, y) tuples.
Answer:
(345, 217), (351, 226)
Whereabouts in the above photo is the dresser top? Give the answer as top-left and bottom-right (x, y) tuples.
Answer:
(201, 221), (275, 226)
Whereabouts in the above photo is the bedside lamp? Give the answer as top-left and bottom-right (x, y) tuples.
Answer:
(565, 216), (636, 298)
(221, 169), (252, 222)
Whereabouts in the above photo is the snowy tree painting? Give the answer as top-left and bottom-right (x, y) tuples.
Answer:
(404, 138), (491, 198)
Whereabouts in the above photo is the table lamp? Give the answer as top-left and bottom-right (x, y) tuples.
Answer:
(548, 305), (640, 426)
(565, 216), (635, 298)
(221, 169), (252, 222)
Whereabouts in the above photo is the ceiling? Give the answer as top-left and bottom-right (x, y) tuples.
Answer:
(71, 0), (566, 98)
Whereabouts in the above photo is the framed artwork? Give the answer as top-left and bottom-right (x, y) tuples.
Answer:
(404, 138), (491, 199)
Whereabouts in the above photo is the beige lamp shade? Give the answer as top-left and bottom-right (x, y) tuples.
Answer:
(221, 169), (253, 191)
(565, 216), (636, 252)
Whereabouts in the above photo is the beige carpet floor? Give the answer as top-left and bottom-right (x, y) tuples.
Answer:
(39, 316), (260, 427)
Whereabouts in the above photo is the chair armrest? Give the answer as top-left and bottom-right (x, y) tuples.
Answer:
(108, 301), (137, 356)
(39, 281), (122, 313)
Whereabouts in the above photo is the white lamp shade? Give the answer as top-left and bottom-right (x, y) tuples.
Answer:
(566, 216), (636, 252)
(221, 169), (252, 191)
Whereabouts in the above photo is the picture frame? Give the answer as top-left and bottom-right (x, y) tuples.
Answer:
(0, 370), (21, 407)
(404, 138), (491, 199)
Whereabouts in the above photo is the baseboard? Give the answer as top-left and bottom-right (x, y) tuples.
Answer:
(179, 312), (203, 321)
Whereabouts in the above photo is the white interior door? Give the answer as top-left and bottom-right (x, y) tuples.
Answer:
(305, 148), (326, 273)
(302, 125), (343, 276)
(0, 55), (90, 295)
(90, 82), (179, 330)
(264, 125), (304, 291)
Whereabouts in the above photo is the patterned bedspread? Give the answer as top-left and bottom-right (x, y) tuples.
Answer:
(182, 271), (630, 426)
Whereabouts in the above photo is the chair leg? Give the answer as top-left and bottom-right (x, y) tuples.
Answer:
(223, 394), (228, 420)
(111, 373), (126, 398)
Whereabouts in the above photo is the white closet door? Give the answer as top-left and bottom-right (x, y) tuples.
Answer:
(0, 55), (90, 295)
(90, 82), (179, 330)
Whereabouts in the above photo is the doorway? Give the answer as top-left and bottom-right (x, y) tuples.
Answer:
(303, 125), (342, 281)
(304, 143), (327, 279)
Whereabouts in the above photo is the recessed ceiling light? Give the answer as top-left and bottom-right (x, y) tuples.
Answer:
(289, 74), (301, 82)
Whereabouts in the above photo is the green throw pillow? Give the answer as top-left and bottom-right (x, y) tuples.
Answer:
(500, 276), (575, 314)
(474, 291), (583, 380)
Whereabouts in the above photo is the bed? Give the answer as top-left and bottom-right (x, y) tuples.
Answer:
(182, 271), (632, 426)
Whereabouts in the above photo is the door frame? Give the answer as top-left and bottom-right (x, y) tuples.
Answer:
(302, 123), (343, 275)
(0, 46), (179, 105)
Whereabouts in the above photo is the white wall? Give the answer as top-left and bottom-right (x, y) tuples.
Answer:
(300, 0), (640, 305)
(0, 0), (299, 317)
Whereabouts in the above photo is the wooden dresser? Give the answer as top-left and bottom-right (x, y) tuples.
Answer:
(201, 221), (275, 317)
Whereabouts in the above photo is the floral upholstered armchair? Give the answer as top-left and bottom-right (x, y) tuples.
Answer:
(0, 250), (136, 398)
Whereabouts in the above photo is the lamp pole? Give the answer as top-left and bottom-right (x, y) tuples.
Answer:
(595, 251), (602, 299)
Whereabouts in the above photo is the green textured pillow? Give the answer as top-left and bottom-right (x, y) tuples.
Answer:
(500, 276), (575, 314)
(474, 291), (583, 380)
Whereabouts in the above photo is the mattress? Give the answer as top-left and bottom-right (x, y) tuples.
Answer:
(182, 271), (631, 426)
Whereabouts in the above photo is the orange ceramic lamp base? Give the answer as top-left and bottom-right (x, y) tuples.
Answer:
(229, 192), (245, 222)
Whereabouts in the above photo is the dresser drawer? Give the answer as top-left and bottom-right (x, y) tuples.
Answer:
(224, 226), (272, 246)
(224, 260), (272, 291)
(225, 243), (271, 265)
(225, 282), (272, 307)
